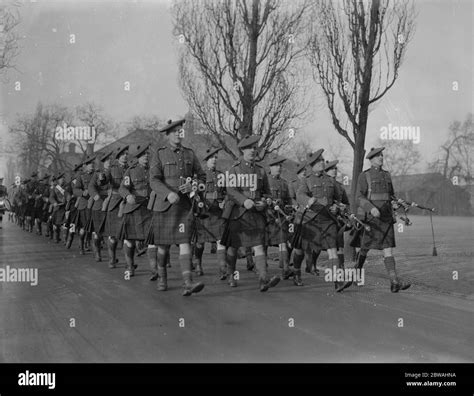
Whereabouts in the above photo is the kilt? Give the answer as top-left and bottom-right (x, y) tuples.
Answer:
(118, 205), (152, 241)
(74, 208), (91, 230)
(266, 216), (289, 246)
(90, 209), (105, 235)
(359, 215), (396, 250)
(195, 206), (225, 243)
(226, 210), (266, 248)
(51, 206), (66, 226)
(25, 200), (35, 217)
(103, 207), (122, 238)
(146, 200), (194, 245)
(300, 209), (338, 251)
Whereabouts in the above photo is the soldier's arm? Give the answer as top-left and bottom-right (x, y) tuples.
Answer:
(341, 186), (350, 205)
(387, 172), (395, 197)
(72, 177), (84, 198)
(261, 169), (271, 199)
(88, 172), (100, 198)
(357, 173), (376, 212)
(119, 169), (133, 199)
(332, 178), (342, 203)
(226, 168), (248, 206)
(149, 146), (172, 201)
(296, 178), (311, 207)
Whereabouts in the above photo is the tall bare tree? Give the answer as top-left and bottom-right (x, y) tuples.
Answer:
(306, 0), (416, 208)
(172, 0), (311, 160)
(0, 1), (21, 75)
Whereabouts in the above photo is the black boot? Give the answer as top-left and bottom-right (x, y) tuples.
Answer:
(66, 230), (75, 249)
(180, 253), (204, 296)
(124, 243), (136, 277)
(217, 249), (227, 280)
(92, 235), (102, 262)
(193, 243), (205, 276)
(108, 237), (118, 268)
(337, 252), (367, 292)
(227, 253), (237, 287)
(79, 233), (86, 255)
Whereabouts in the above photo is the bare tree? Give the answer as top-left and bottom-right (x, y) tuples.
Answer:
(375, 137), (420, 176)
(306, 0), (416, 208)
(0, 1), (21, 75)
(172, 0), (311, 160)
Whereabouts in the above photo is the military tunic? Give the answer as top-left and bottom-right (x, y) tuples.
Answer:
(296, 171), (341, 251)
(195, 167), (226, 243)
(266, 174), (291, 245)
(24, 179), (38, 218)
(147, 144), (205, 245)
(72, 170), (94, 230)
(355, 166), (396, 250)
(49, 182), (68, 226)
(88, 168), (111, 235)
(225, 159), (270, 248)
(118, 163), (152, 241)
(103, 161), (128, 238)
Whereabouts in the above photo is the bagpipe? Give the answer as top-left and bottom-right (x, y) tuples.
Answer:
(179, 176), (208, 219)
(265, 198), (296, 222)
(333, 201), (371, 232)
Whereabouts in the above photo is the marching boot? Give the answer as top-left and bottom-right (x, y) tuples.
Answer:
(166, 249), (171, 268)
(84, 236), (91, 252)
(292, 251), (305, 286)
(226, 253), (237, 287)
(107, 237), (118, 268)
(217, 248), (228, 280)
(337, 253), (345, 269)
(79, 232), (86, 255)
(156, 250), (168, 291)
(148, 246), (159, 281)
(92, 234), (102, 262)
(281, 250), (294, 279)
(193, 243), (205, 276)
(180, 253), (204, 296)
(255, 254), (280, 292)
(337, 251), (367, 292)
(210, 242), (217, 254)
(385, 256), (411, 293)
(124, 243), (136, 277)
(66, 230), (75, 249)
(330, 258), (343, 290)
(53, 227), (60, 243)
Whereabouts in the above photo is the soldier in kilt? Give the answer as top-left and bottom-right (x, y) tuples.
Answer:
(337, 147), (411, 293)
(147, 119), (205, 296)
(7, 182), (17, 223)
(265, 155), (294, 279)
(325, 160), (350, 269)
(88, 151), (113, 262)
(0, 177), (6, 228)
(222, 135), (281, 292)
(33, 175), (47, 235)
(293, 149), (342, 288)
(64, 163), (82, 247)
(118, 144), (153, 277)
(25, 172), (39, 233)
(42, 175), (54, 239)
(14, 180), (29, 230)
(71, 155), (96, 255)
(192, 147), (227, 278)
(49, 173), (68, 243)
(102, 146), (129, 268)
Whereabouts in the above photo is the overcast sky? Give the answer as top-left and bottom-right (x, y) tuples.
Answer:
(0, 0), (472, 177)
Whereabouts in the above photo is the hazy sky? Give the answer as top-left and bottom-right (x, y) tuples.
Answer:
(0, 0), (472, 177)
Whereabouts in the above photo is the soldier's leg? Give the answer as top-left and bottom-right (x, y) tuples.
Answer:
(107, 236), (118, 268)
(66, 223), (75, 249)
(280, 243), (294, 279)
(123, 239), (136, 277)
(383, 248), (411, 292)
(226, 247), (238, 287)
(91, 232), (102, 262)
(254, 245), (280, 292)
(216, 240), (227, 280)
(52, 225), (59, 243)
(327, 248), (341, 289)
(245, 246), (255, 271)
(337, 248), (369, 292)
(337, 247), (345, 269)
(166, 246), (171, 268)
(179, 243), (205, 296)
(156, 245), (169, 291)
(147, 244), (158, 281)
(292, 248), (305, 286)
(193, 242), (205, 276)
(78, 228), (86, 255)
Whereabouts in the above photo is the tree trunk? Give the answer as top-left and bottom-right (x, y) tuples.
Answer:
(350, 133), (366, 212)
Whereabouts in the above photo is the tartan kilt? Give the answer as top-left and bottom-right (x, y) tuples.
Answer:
(118, 205), (152, 241)
(103, 207), (122, 239)
(195, 208), (225, 243)
(51, 206), (66, 226)
(300, 210), (338, 251)
(17, 204), (26, 217)
(147, 200), (194, 245)
(89, 209), (105, 235)
(266, 217), (290, 246)
(359, 215), (396, 250)
(226, 210), (266, 248)
(25, 200), (35, 217)
(74, 208), (91, 230)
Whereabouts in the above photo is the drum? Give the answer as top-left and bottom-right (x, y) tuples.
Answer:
(0, 198), (12, 212)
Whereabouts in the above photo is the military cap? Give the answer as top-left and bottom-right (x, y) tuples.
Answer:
(100, 150), (113, 162)
(296, 161), (307, 174)
(83, 154), (96, 165)
(160, 119), (185, 134)
(238, 135), (260, 149)
(324, 160), (339, 171)
(30, 171), (38, 178)
(115, 145), (129, 159)
(366, 147), (385, 160)
(203, 147), (221, 161)
(307, 149), (325, 166)
(268, 154), (286, 167)
(73, 162), (83, 172)
(133, 143), (150, 159)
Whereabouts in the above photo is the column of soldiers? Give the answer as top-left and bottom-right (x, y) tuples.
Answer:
(1, 120), (411, 294)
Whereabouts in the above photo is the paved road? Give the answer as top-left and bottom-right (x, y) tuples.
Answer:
(0, 218), (473, 363)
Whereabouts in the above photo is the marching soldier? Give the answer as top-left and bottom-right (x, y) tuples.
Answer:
(222, 135), (280, 291)
(265, 155), (293, 279)
(293, 149), (342, 288)
(118, 143), (152, 277)
(71, 155), (96, 255)
(25, 172), (39, 233)
(64, 163), (83, 247)
(15, 179), (29, 230)
(0, 177), (7, 228)
(88, 150), (114, 262)
(325, 160), (350, 269)
(49, 173), (68, 243)
(337, 147), (411, 293)
(102, 145), (129, 268)
(147, 119), (205, 296)
(192, 147), (227, 278)
(8, 182), (17, 223)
